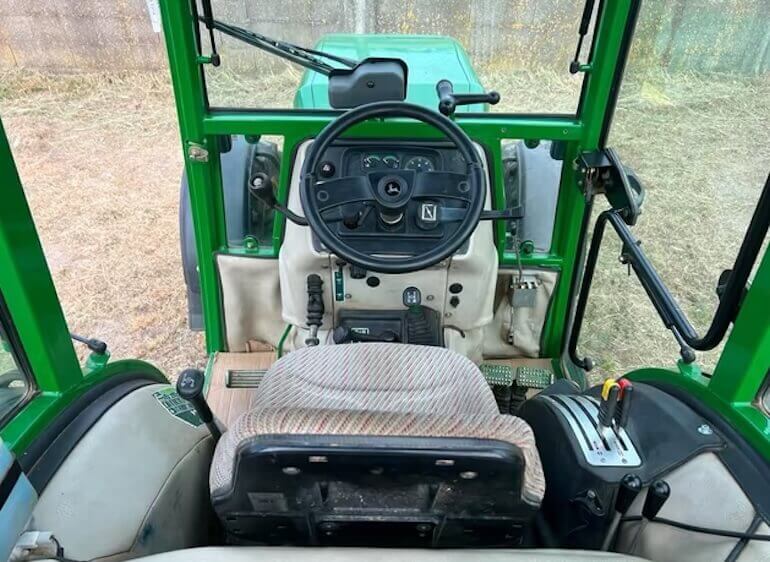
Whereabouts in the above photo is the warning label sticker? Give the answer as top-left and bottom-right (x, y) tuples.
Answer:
(152, 387), (203, 427)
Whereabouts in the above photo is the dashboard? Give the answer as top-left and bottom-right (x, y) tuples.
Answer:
(312, 141), (471, 256)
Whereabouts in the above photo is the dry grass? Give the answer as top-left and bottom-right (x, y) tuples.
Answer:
(0, 69), (205, 376)
(0, 65), (768, 381)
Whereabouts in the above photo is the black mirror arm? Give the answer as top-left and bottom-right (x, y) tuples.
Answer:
(569, 172), (770, 371)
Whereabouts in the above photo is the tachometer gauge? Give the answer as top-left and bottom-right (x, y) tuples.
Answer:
(404, 156), (434, 173)
(362, 155), (381, 170)
(382, 155), (400, 169)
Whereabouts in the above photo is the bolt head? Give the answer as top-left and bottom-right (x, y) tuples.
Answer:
(460, 471), (478, 480)
(282, 466), (301, 475)
(697, 424), (713, 435)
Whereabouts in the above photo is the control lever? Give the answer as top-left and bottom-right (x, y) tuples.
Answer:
(598, 379), (621, 428)
(332, 326), (399, 344)
(436, 79), (500, 116)
(615, 379), (634, 428)
(601, 473), (642, 551)
(249, 172), (309, 226)
(642, 480), (671, 520)
(305, 274), (324, 346)
(176, 368), (221, 441)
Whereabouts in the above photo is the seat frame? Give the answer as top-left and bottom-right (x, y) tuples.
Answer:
(212, 434), (537, 547)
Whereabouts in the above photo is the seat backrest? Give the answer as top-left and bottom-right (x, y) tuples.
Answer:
(210, 407), (544, 547)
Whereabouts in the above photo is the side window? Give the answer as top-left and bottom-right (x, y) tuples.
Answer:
(578, 1), (770, 377)
(0, 295), (33, 426)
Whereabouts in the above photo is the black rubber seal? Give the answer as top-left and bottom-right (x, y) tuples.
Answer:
(0, 458), (22, 510)
(20, 372), (166, 493)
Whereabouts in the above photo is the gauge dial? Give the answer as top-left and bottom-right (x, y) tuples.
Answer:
(404, 156), (435, 173)
(362, 155), (381, 170)
(382, 155), (400, 169)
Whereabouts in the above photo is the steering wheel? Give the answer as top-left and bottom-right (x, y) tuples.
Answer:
(300, 101), (485, 274)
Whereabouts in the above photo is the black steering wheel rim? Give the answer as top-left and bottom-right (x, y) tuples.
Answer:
(300, 101), (485, 274)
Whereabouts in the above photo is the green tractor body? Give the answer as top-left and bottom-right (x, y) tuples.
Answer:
(294, 35), (486, 111)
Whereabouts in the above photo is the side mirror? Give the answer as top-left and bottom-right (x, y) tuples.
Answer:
(328, 58), (408, 109)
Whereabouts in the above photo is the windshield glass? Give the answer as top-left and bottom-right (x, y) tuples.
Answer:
(198, 0), (598, 113)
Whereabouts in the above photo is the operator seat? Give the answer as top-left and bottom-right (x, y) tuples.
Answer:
(210, 343), (545, 547)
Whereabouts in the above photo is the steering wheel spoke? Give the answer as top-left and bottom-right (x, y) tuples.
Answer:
(413, 171), (473, 202)
(314, 175), (374, 211)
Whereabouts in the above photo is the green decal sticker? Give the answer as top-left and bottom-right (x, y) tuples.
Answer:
(334, 269), (344, 301)
(152, 387), (203, 427)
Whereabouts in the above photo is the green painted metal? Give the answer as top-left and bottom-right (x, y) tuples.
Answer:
(294, 35), (486, 111)
(0, 117), (82, 395)
(159, 0), (227, 354)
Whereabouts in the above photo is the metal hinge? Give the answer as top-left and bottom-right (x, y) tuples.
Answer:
(576, 148), (643, 226)
(187, 143), (209, 162)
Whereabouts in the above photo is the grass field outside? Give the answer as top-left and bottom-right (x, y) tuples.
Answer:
(0, 61), (767, 383)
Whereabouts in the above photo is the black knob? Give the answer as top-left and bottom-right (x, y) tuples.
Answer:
(642, 480), (670, 520)
(176, 369), (221, 440)
(616, 474), (642, 514)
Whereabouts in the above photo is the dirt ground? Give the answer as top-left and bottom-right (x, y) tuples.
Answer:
(0, 65), (768, 380)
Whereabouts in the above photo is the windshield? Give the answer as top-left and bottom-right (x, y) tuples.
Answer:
(197, 0), (599, 113)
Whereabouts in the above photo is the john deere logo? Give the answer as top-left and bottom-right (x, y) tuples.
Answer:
(384, 180), (401, 197)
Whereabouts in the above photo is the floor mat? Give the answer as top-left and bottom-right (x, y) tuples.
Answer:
(208, 351), (276, 428)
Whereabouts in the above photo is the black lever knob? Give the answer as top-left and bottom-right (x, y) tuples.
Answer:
(305, 274), (325, 346)
(642, 480), (670, 520)
(176, 369), (221, 441)
(436, 79), (500, 116)
(616, 474), (642, 514)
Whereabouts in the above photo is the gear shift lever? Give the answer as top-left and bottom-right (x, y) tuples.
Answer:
(176, 368), (221, 441)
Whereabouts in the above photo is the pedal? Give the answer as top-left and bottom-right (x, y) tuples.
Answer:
(480, 364), (515, 413)
(226, 369), (267, 389)
(515, 366), (553, 389)
(480, 363), (515, 386)
(509, 277), (540, 308)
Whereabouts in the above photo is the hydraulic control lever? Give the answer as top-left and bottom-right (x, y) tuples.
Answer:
(642, 480), (671, 521)
(601, 473), (642, 551)
(305, 274), (324, 346)
(176, 368), (221, 441)
(436, 79), (500, 116)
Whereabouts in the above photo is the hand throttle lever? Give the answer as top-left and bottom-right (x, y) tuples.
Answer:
(176, 368), (221, 441)
(436, 79), (500, 116)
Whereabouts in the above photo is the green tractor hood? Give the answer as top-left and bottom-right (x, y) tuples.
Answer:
(293, 34), (487, 111)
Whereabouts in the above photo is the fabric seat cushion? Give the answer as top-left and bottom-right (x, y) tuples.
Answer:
(211, 343), (545, 505)
(247, 342), (499, 415)
(210, 405), (545, 505)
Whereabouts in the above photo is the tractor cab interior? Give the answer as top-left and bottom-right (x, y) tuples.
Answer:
(1, 1), (769, 562)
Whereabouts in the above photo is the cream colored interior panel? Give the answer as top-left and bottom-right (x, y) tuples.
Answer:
(483, 269), (558, 358)
(617, 452), (769, 562)
(27, 385), (213, 561)
(218, 254), (284, 351)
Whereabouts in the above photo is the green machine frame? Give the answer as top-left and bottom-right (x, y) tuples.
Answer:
(1, 0), (768, 464)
